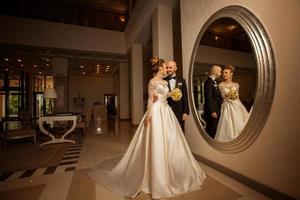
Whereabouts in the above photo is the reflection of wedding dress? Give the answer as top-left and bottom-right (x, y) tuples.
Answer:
(215, 82), (249, 142)
(89, 79), (206, 199)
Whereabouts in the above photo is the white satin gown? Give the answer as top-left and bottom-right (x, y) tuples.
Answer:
(215, 82), (250, 142)
(89, 78), (206, 199)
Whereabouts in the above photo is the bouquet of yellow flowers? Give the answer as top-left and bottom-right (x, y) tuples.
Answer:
(170, 88), (182, 101)
(226, 88), (238, 100)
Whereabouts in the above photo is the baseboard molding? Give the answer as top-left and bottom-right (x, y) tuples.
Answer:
(193, 154), (295, 200)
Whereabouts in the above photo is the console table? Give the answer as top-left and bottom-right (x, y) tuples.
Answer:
(38, 115), (77, 146)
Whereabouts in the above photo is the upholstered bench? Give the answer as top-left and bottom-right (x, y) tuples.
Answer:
(0, 120), (36, 150)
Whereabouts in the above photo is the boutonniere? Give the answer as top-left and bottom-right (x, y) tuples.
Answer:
(213, 81), (218, 88)
(178, 82), (183, 86)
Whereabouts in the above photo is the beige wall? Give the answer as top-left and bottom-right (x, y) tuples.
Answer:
(195, 45), (255, 68)
(181, 0), (300, 198)
(68, 75), (115, 113)
(0, 14), (125, 54)
(152, 5), (174, 61)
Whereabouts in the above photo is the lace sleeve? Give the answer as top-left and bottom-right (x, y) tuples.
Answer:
(145, 79), (156, 119)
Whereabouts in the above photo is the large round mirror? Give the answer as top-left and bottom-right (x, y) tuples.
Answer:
(189, 6), (275, 153)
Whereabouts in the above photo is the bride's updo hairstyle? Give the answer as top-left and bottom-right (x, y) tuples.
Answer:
(150, 56), (165, 75)
(224, 64), (235, 73)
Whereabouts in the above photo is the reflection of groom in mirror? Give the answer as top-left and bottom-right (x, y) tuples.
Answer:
(204, 65), (222, 138)
(164, 61), (189, 132)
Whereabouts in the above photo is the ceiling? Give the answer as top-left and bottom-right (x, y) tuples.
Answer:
(200, 18), (253, 53)
(0, 0), (129, 31)
(0, 44), (126, 77)
(0, 0), (129, 77)
(0, 4), (254, 77)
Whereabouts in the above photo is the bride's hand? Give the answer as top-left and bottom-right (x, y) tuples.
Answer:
(153, 94), (158, 103)
(144, 116), (151, 126)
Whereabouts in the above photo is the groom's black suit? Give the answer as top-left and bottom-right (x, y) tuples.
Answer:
(165, 76), (189, 132)
(204, 77), (222, 138)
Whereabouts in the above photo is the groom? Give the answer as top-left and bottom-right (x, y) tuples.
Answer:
(204, 64), (222, 138)
(165, 61), (189, 132)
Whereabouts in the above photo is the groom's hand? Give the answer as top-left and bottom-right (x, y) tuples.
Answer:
(211, 112), (218, 118)
(182, 113), (188, 121)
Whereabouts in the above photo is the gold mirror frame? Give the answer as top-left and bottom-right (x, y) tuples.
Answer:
(189, 6), (275, 153)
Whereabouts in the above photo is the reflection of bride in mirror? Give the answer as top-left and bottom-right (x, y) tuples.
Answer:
(215, 65), (250, 142)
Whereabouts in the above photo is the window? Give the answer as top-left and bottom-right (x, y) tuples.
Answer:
(0, 93), (5, 118)
(33, 75), (54, 117)
(0, 71), (28, 119)
(193, 78), (205, 110)
(34, 75), (45, 92)
(0, 74), (4, 117)
(8, 91), (21, 117)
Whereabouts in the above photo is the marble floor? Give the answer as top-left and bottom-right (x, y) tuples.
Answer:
(0, 119), (270, 200)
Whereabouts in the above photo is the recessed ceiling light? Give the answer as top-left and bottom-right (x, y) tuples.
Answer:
(46, 63), (50, 66)
(227, 25), (237, 31)
(97, 64), (100, 67)
(119, 15), (126, 22)
(214, 35), (219, 40)
(82, 72), (86, 75)
(38, 72), (42, 74)
(34, 64), (37, 67)
(80, 65), (84, 69)
(17, 59), (22, 62)
(5, 68), (8, 71)
(20, 64), (24, 67)
(107, 65), (110, 68)
(4, 58), (9, 61)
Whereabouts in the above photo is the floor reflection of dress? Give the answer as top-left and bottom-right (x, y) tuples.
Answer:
(215, 82), (250, 142)
(89, 79), (206, 199)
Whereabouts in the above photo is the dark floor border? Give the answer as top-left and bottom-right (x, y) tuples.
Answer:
(193, 154), (295, 200)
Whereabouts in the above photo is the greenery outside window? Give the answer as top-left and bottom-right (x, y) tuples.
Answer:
(0, 71), (28, 119)
(33, 75), (54, 117)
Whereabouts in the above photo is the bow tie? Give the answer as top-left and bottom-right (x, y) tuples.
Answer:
(169, 76), (176, 80)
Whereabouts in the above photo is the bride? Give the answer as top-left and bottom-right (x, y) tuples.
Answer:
(215, 65), (250, 142)
(89, 57), (206, 199)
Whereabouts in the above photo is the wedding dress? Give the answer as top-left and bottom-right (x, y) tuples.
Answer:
(215, 82), (250, 142)
(89, 78), (206, 199)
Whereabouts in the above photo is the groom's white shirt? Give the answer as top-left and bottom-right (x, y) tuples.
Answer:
(169, 75), (176, 90)
(209, 75), (216, 81)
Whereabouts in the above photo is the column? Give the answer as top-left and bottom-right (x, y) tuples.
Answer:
(52, 57), (69, 113)
(152, 5), (173, 61)
(130, 44), (144, 125)
(119, 62), (130, 119)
